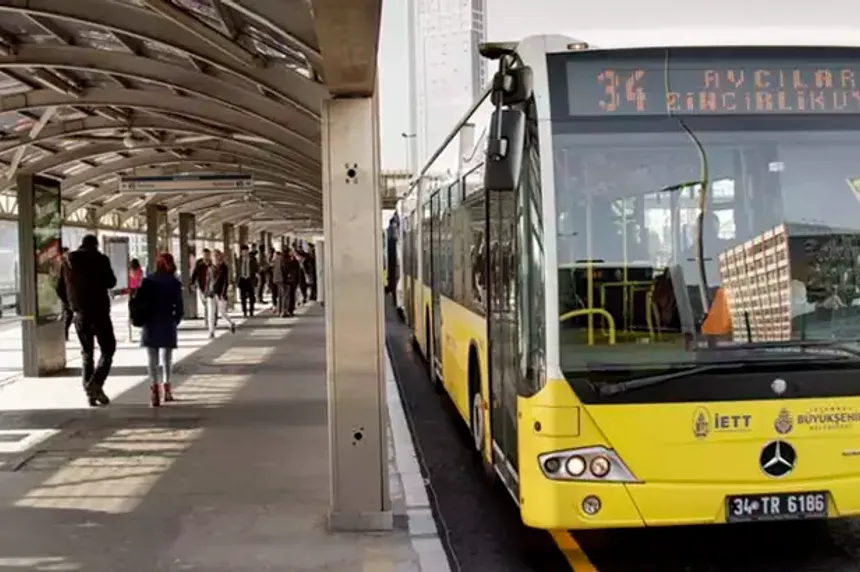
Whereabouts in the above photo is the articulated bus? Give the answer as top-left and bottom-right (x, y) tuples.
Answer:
(398, 32), (860, 530)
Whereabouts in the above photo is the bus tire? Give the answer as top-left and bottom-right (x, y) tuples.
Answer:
(470, 389), (484, 455)
(426, 309), (442, 392)
(468, 347), (493, 480)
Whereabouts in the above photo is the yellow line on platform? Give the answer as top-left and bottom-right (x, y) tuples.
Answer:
(550, 530), (599, 572)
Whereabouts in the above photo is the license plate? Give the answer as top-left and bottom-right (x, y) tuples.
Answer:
(726, 492), (828, 523)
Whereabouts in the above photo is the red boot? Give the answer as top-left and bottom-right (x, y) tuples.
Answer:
(150, 384), (161, 407)
(163, 383), (175, 403)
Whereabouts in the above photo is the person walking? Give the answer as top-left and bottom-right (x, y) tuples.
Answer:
(127, 258), (144, 342)
(296, 250), (308, 306)
(280, 248), (302, 317)
(256, 245), (269, 304)
(303, 248), (317, 302)
(190, 248), (212, 328)
(236, 244), (258, 317)
(272, 250), (288, 315)
(57, 234), (117, 407)
(205, 249), (235, 338)
(137, 252), (183, 407)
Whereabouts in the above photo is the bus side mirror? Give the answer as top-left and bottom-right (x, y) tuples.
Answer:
(484, 108), (524, 193)
(491, 66), (533, 107)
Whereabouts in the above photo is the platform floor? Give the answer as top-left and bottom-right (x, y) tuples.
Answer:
(0, 298), (244, 409)
(0, 301), (441, 571)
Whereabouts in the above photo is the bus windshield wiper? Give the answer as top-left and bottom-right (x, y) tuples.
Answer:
(703, 339), (860, 359)
(597, 339), (860, 397)
(597, 365), (726, 396)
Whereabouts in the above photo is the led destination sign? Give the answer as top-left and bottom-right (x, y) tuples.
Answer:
(563, 50), (860, 116)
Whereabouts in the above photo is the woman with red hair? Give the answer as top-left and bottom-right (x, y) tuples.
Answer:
(136, 252), (184, 406)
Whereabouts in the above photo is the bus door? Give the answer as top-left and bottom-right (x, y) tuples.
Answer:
(421, 201), (432, 353)
(486, 188), (519, 480)
(403, 214), (414, 328)
(430, 191), (443, 379)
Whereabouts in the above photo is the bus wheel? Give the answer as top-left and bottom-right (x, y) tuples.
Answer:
(426, 311), (442, 392)
(471, 390), (484, 455)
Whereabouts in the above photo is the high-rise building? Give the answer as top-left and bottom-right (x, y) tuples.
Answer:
(409, 0), (487, 171)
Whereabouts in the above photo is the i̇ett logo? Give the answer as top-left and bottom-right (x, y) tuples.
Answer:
(774, 408), (793, 435)
(692, 406), (752, 439)
(693, 406), (710, 439)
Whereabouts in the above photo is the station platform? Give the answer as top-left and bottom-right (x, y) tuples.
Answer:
(0, 300), (446, 571)
(0, 298), (242, 408)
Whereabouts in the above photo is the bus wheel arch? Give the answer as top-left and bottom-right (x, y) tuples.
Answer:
(468, 343), (484, 455)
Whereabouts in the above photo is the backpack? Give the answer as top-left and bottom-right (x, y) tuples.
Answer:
(128, 285), (148, 328)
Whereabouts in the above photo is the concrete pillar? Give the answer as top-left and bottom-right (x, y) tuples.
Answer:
(279, 235), (286, 253)
(178, 213), (197, 319)
(85, 206), (98, 232)
(314, 238), (325, 304)
(222, 223), (236, 306)
(322, 96), (390, 531)
(222, 222), (235, 258)
(145, 204), (169, 274)
(16, 174), (66, 376)
(258, 230), (266, 257)
(237, 224), (249, 248)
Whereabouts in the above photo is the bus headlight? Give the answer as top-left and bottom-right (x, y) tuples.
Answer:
(538, 446), (637, 482)
(590, 455), (611, 478)
(565, 455), (587, 477)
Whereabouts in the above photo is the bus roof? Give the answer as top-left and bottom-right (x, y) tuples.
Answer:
(540, 27), (860, 53)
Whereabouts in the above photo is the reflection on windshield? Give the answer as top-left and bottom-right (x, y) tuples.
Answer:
(553, 119), (860, 372)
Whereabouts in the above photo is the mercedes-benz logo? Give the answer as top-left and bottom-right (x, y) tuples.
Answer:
(760, 440), (797, 478)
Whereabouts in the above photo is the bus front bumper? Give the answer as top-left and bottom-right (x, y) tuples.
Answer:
(521, 479), (860, 529)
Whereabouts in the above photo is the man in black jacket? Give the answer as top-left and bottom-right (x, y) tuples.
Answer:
(190, 248), (212, 328)
(280, 248), (302, 317)
(236, 244), (259, 317)
(205, 249), (236, 338)
(56, 235), (117, 407)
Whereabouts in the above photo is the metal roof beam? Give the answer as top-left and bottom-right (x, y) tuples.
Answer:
(91, 183), (319, 220)
(218, 0), (323, 73)
(66, 160), (322, 207)
(0, 115), (225, 155)
(0, 44), (319, 155)
(0, 88), (322, 175)
(12, 141), (318, 197)
(56, 151), (315, 196)
(0, 0), (324, 111)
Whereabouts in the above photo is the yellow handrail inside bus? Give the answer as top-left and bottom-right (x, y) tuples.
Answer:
(645, 290), (663, 341)
(598, 280), (656, 338)
(560, 309), (616, 346)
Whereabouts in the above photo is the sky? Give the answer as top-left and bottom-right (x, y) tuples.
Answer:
(376, 0), (409, 171)
(376, 0), (860, 170)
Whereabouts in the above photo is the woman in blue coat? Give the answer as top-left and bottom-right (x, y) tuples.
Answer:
(138, 252), (184, 407)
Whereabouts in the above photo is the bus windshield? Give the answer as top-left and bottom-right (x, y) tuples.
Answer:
(548, 47), (860, 375)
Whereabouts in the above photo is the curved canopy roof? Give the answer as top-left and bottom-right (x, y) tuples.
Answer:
(0, 0), (327, 234)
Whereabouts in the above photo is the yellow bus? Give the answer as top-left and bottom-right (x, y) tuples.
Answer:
(398, 33), (860, 530)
